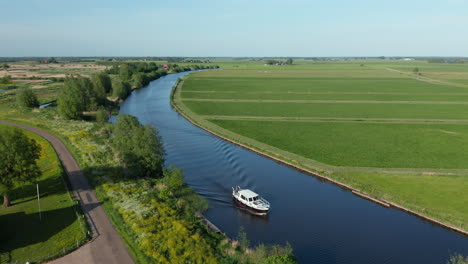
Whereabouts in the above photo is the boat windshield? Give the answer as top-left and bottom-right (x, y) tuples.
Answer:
(253, 196), (259, 201)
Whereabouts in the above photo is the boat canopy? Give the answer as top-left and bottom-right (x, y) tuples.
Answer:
(238, 189), (258, 199)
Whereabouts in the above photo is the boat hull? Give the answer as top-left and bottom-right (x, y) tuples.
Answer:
(232, 196), (269, 215)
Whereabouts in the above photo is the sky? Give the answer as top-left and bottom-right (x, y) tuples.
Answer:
(1, 0), (467, 57)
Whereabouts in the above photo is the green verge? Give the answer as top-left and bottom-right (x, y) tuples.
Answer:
(173, 72), (468, 232)
(0, 124), (87, 264)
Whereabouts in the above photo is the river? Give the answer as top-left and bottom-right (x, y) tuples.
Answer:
(117, 71), (467, 264)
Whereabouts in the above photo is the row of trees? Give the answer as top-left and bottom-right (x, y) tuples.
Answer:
(112, 114), (165, 178)
(105, 62), (159, 76)
(48, 62), (216, 120)
(56, 62), (218, 120)
(264, 58), (293, 65)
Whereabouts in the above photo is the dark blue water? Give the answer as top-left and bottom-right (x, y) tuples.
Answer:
(118, 71), (468, 264)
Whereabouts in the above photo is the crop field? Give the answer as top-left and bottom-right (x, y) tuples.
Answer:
(175, 60), (468, 228)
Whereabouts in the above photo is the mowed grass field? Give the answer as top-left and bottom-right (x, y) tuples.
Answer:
(0, 124), (85, 263)
(176, 60), (468, 229)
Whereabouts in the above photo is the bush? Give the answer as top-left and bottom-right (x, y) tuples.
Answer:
(96, 108), (108, 123)
(112, 80), (131, 100)
(102, 179), (218, 264)
(16, 87), (39, 110)
(0, 75), (12, 84)
(92, 72), (112, 100)
(448, 254), (468, 264)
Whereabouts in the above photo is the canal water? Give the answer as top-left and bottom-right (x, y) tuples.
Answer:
(118, 71), (467, 264)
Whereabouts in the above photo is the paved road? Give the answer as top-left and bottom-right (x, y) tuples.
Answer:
(0, 120), (134, 264)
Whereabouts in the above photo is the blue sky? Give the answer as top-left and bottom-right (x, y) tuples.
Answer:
(1, 0), (467, 57)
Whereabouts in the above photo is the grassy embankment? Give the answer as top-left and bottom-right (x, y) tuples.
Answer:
(0, 60), (297, 264)
(0, 124), (87, 263)
(174, 60), (468, 231)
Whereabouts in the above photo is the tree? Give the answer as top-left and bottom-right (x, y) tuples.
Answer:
(92, 72), (112, 100)
(286, 58), (294, 65)
(265, 59), (280, 65)
(96, 108), (108, 123)
(119, 64), (133, 81)
(132, 72), (146, 89)
(57, 76), (95, 120)
(112, 79), (131, 99)
(0, 75), (12, 84)
(2, 63), (10, 70)
(413, 67), (419, 74)
(113, 114), (165, 178)
(0, 127), (41, 207)
(16, 87), (39, 110)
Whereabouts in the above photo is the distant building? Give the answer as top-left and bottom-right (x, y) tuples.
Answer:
(163, 64), (169, 68)
(403, 58), (414, 61)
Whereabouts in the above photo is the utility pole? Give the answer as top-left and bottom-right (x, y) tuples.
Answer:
(37, 184), (42, 221)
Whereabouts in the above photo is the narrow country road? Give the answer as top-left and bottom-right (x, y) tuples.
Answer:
(0, 120), (134, 264)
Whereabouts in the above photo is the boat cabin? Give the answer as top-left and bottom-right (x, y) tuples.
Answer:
(238, 189), (260, 202)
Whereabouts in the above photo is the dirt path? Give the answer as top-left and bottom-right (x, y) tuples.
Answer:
(0, 120), (134, 264)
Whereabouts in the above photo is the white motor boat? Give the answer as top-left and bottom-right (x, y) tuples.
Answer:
(232, 186), (270, 215)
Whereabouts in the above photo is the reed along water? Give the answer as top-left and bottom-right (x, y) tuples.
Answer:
(117, 71), (468, 264)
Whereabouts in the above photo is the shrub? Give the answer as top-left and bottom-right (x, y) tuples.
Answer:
(57, 76), (95, 120)
(0, 75), (12, 84)
(96, 108), (108, 123)
(91, 72), (112, 99)
(16, 87), (39, 110)
(112, 80), (131, 100)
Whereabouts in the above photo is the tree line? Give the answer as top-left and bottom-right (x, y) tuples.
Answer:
(264, 58), (293, 65)
(16, 62), (218, 120)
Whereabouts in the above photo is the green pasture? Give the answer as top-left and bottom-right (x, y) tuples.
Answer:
(182, 90), (468, 102)
(184, 101), (468, 120)
(209, 120), (468, 169)
(176, 60), (468, 229)
(0, 124), (85, 263)
(183, 76), (468, 93)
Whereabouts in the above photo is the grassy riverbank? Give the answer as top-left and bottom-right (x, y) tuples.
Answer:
(174, 60), (468, 232)
(0, 124), (87, 263)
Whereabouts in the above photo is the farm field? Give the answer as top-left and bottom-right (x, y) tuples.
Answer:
(0, 124), (85, 263)
(175, 60), (468, 229)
